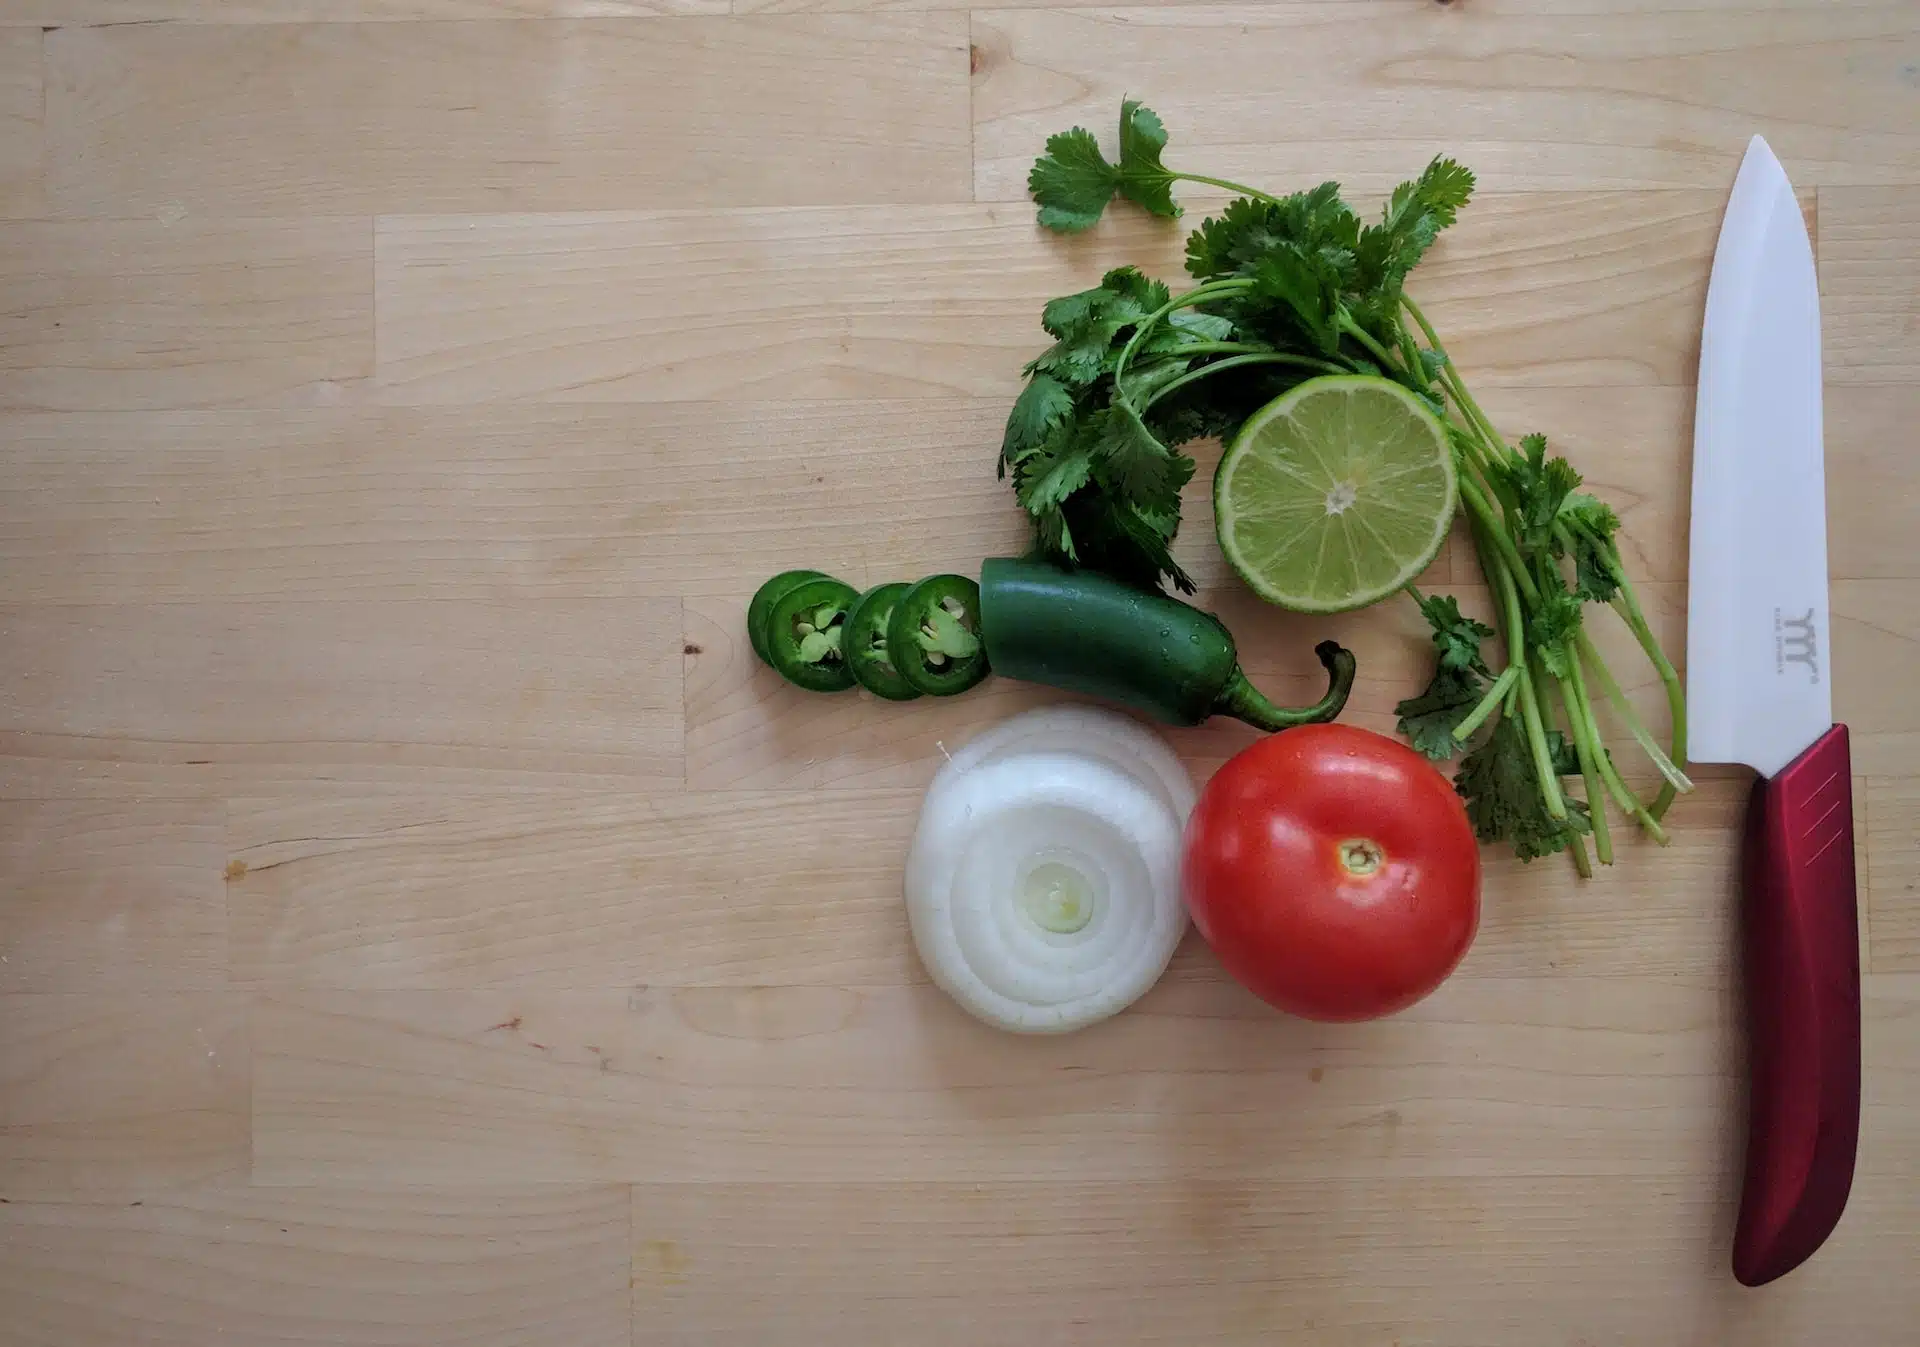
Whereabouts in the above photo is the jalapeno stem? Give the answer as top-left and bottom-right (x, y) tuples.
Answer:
(1212, 640), (1357, 733)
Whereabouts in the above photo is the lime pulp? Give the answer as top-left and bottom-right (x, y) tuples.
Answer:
(1213, 375), (1456, 613)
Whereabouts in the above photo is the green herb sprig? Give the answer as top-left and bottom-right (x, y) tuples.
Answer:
(1013, 101), (1690, 871)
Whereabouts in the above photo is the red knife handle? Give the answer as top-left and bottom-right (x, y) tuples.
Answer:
(1733, 723), (1861, 1286)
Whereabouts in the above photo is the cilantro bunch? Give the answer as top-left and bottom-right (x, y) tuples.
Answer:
(1009, 102), (1690, 873)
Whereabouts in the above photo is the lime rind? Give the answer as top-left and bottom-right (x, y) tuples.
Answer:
(1214, 375), (1457, 614)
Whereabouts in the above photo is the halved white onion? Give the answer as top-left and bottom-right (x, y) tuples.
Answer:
(907, 709), (1193, 1034)
(943, 703), (1197, 824)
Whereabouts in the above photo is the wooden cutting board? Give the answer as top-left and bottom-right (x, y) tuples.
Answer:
(1, 4), (1916, 1343)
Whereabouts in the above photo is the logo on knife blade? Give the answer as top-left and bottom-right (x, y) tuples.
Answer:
(1775, 608), (1820, 684)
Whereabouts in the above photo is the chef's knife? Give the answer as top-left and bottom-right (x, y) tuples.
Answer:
(1688, 135), (1860, 1288)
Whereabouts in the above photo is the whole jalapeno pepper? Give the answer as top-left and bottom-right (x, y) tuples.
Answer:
(887, 574), (991, 697)
(747, 569), (827, 666)
(764, 576), (860, 693)
(977, 556), (1354, 731)
(842, 583), (924, 702)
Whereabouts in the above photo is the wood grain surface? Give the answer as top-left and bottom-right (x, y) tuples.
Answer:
(2, 0), (1918, 1342)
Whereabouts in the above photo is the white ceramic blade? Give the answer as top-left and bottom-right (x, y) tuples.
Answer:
(1687, 136), (1830, 778)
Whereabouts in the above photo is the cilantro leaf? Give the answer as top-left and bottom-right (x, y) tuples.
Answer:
(1546, 799), (1595, 861)
(1498, 432), (1585, 555)
(1184, 185), (1358, 282)
(1558, 492), (1623, 602)
(1114, 100), (1181, 219)
(1015, 398), (1195, 595)
(1097, 265), (1171, 316)
(1356, 156), (1476, 295)
(1395, 662), (1487, 761)
(1348, 157), (1475, 343)
(1116, 357), (1195, 407)
(1029, 127), (1121, 233)
(1059, 491), (1195, 594)
(1541, 728), (1581, 778)
(1413, 591), (1495, 675)
(1397, 590), (1497, 762)
(1104, 497), (1195, 593)
(1127, 492), (1184, 540)
(1001, 373), (1075, 470)
(1144, 387), (1248, 449)
(1029, 267), (1172, 387)
(1571, 536), (1620, 603)
(1411, 156), (1476, 220)
(1126, 310), (1239, 387)
(1455, 716), (1594, 862)
(1029, 339), (1111, 388)
(1179, 184), (1375, 355)
(1559, 491), (1619, 538)
(1455, 716), (1538, 840)
(1185, 196), (1281, 279)
(1014, 422), (1095, 518)
(1028, 102), (1182, 233)
(1526, 586), (1584, 678)
(1288, 181), (1362, 253)
(1249, 244), (1345, 355)
(1004, 257), (1206, 595)
(1038, 289), (1099, 341)
(1093, 404), (1188, 509)
(1030, 498), (1076, 559)
(1160, 309), (1236, 343)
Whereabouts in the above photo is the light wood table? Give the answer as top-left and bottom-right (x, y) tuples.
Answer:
(2, 4), (1916, 1343)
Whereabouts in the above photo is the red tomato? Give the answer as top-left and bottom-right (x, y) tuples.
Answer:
(1182, 723), (1481, 1021)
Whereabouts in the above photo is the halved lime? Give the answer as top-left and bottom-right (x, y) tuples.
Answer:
(1214, 375), (1456, 613)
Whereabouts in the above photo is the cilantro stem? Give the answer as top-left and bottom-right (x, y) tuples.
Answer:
(1603, 558), (1687, 819)
(1397, 326), (1425, 383)
(1406, 297), (1511, 459)
(1446, 426), (1507, 506)
(1532, 655), (1594, 877)
(1568, 832), (1594, 878)
(1454, 426), (1522, 524)
(1574, 680), (1640, 819)
(1141, 352), (1349, 409)
(1548, 672), (1612, 866)
(1458, 474), (1540, 606)
(1338, 316), (1406, 374)
(1406, 293), (1521, 480)
(1569, 646), (1672, 845)
(1518, 654), (1567, 820)
(1433, 358), (1529, 550)
(1575, 629), (1693, 796)
(1444, 372), (1511, 469)
(1403, 294), (1447, 355)
(1109, 279), (1254, 413)
(1413, 279), (1687, 870)
(1170, 172), (1280, 202)
(1489, 536), (1569, 822)
(1517, 659), (1571, 821)
(1453, 664), (1520, 742)
(1144, 341), (1266, 359)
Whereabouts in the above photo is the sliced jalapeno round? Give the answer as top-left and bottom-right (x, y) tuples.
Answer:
(747, 569), (828, 666)
(842, 582), (923, 702)
(766, 576), (860, 693)
(887, 573), (990, 697)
